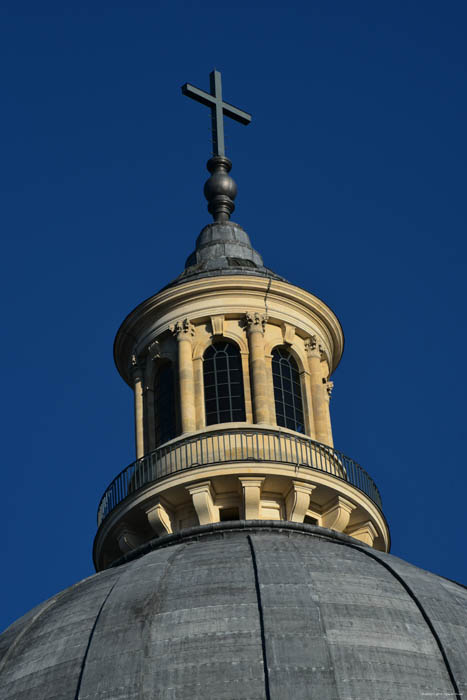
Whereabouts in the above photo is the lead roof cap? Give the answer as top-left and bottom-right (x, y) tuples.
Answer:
(169, 220), (286, 286)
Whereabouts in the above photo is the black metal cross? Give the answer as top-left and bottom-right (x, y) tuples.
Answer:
(182, 70), (251, 158)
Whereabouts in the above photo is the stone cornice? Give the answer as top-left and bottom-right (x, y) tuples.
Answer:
(114, 275), (344, 386)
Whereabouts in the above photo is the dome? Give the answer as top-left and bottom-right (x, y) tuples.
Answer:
(1, 521), (465, 700)
(170, 221), (286, 286)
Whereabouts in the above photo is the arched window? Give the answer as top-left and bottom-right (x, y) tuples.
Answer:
(154, 362), (176, 446)
(203, 341), (246, 425)
(272, 346), (305, 433)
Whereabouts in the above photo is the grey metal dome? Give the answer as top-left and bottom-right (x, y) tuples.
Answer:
(0, 522), (465, 700)
(170, 221), (286, 286)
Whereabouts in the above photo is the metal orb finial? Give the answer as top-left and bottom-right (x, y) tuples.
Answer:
(204, 156), (237, 222)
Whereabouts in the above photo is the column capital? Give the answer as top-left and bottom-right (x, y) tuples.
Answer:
(304, 335), (324, 358)
(170, 318), (195, 340)
(244, 310), (268, 334)
(325, 380), (334, 399)
(130, 353), (144, 379)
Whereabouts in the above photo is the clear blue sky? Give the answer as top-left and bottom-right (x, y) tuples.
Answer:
(1, 1), (466, 631)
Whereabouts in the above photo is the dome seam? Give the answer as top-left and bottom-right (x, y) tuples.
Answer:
(74, 582), (118, 700)
(342, 542), (462, 700)
(0, 571), (117, 680)
(247, 534), (271, 700)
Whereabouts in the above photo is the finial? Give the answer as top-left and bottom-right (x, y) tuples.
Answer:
(182, 70), (252, 222)
(203, 156), (237, 222)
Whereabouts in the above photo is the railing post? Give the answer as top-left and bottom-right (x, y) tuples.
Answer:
(97, 429), (383, 527)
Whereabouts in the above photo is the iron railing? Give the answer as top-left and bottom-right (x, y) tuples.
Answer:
(97, 428), (382, 526)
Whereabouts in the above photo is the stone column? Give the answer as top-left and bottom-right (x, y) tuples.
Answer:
(193, 356), (205, 429)
(265, 353), (277, 426)
(245, 311), (270, 424)
(170, 319), (196, 434)
(131, 354), (145, 459)
(241, 351), (254, 422)
(305, 336), (332, 445)
(323, 377), (334, 448)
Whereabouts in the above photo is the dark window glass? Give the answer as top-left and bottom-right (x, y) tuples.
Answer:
(272, 347), (305, 433)
(220, 507), (240, 521)
(203, 341), (246, 425)
(154, 363), (176, 446)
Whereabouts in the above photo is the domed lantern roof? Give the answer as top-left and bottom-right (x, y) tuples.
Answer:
(1, 523), (466, 699)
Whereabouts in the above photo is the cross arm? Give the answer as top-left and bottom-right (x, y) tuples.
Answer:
(181, 83), (215, 109)
(222, 101), (252, 126)
(181, 83), (252, 126)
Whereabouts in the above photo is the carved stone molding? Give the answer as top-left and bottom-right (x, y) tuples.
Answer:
(186, 481), (215, 525)
(244, 311), (268, 334)
(130, 353), (144, 378)
(170, 318), (195, 339)
(210, 314), (225, 337)
(239, 477), (265, 519)
(346, 520), (378, 547)
(304, 335), (322, 357)
(325, 380), (334, 398)
(114, 524), (144, 554)
(143, 497), (173, 536)
(281, 322), (296, 345)
(285, 481), (316, 523)
(321, 496), (356, 532)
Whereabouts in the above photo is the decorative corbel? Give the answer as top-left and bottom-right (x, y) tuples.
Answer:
(239, 477), (265, 519)
(143, 497), (173, 536)
(114, 524), (144, 554)
(321, 496), (356, 532)
(346, 521), (378, 547)
(186, 481), (216, 525)
(285, 481), (316, 522)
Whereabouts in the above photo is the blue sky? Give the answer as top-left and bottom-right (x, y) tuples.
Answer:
(1, 1), (466, 631)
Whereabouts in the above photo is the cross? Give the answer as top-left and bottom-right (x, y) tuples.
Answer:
(182, 70), (252, 158)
